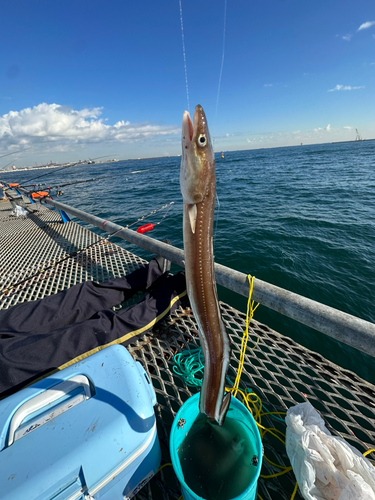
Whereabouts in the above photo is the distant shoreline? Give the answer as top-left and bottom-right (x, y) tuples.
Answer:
(330, 139), (375, 144)
(1, 139), (374, 173)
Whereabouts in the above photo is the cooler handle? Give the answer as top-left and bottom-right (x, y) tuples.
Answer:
(7, 374), (92, 446)
(136, 362), (157, 406)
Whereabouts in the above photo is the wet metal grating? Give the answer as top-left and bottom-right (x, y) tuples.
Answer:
(1, 199), (375, 500)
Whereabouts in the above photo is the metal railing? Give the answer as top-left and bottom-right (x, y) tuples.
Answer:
(5, 185), (375, 358)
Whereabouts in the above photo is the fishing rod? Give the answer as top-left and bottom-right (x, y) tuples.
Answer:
(22, 164), (180, 192)
(0, 149), (33, 171)
(0, 160), (16, 172)
(18, 155), (117, 185)
(0, 147), (31, 162)
(21, 176), (107, 189)
(0, 201), (175, 297)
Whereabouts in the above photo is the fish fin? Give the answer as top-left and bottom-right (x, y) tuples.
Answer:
(188, 204), (197, 234)
(217, 392), (231, 427)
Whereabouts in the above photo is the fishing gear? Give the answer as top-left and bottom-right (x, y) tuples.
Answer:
(17, 165), (180, 199)
(135, 202), (174, 234)
(17, 164), (180, 194)
(18, 155), (117, 185)
(93, 202), (174, 238)
(0, 202), (175, 297)
(0, 147), (31, 161)
(0, 160), (18, 172)
(17, 182), (48, 188)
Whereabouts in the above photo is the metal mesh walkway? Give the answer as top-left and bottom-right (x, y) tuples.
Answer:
(0, 200), (147, 309)
(1, 199), (375, 500)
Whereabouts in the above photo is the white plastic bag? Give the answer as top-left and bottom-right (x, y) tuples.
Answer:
(285, 402), (375, 500)
(11, 205), (28, 217)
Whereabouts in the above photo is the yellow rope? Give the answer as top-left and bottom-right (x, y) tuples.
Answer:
(290, 481), (299, 500)
(147, 268), (375, 500)
(225, 274), (375, 499)
(261, 469), (293, 479)
(260, 411), (287, 417)
(264, 456), (292, 470)
(225, 275), (299, 498)
(156, 462), (173, 473)
(167, 275), (374, 498)
(231, 275), (259, 398)
(164, 274), (375, 499)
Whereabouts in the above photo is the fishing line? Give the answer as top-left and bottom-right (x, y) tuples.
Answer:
(213, 1), (228, 243)
(107, 202), (175, 238)
(0, 147), (31, 161)
(20, 164), (180, 191)
(213, 193), (221, 247)
(18, 161), (88, 185)
(0, 160), (16, 172)
(18, 155), (116, 185)
(178, 0), (190, 112)
(215, 0), (227, 117)
(1, 148), (32, 171)
(0, 202), (175, 297)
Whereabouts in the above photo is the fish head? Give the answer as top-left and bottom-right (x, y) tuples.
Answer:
(180, 104), (215, 206)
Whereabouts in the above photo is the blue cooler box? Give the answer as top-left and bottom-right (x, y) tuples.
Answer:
(0, 345), (161, 499)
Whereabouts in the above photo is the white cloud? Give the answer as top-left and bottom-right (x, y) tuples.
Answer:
(314, 124), (331, 132)
(328, 84), (365, 92)
(358, 21), (375, 31)
(343, 126), (352, 129)
(342, 34), (352, 41)
(213, 132), (237, 141)
(264, 83), (273, 87)
(0, 103), (179, 151)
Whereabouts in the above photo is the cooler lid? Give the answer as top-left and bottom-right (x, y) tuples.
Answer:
(0, 345), (157, 500)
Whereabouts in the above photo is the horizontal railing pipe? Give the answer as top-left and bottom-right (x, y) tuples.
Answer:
(19, 194), (375, 358)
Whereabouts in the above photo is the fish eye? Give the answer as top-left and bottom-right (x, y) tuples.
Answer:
(197, 134), (207, 147)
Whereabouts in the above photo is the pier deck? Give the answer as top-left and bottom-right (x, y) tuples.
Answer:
(1, 198), (375, 500)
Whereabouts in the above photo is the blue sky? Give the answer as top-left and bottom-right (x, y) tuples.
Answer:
(1, 0), (374, 165)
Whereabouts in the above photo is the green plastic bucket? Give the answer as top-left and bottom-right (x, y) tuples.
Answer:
(170, 393), (262, 500)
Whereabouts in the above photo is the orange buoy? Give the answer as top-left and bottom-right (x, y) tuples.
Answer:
(8, 183), (20, 188)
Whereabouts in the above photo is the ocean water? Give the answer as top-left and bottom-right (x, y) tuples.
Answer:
(2, 140), (375, 383)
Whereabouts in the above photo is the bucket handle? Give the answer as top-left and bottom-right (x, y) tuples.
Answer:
(7, 374), (93, 447)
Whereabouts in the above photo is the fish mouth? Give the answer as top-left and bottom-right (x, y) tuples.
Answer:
(182, 105), (206, 150)
(182, 110), (194, 149)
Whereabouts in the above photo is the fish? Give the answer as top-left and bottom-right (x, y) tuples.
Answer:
(180, 104), (231, 426)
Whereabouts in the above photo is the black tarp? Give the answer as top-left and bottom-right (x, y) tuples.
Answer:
(0, 258), (186, 397)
